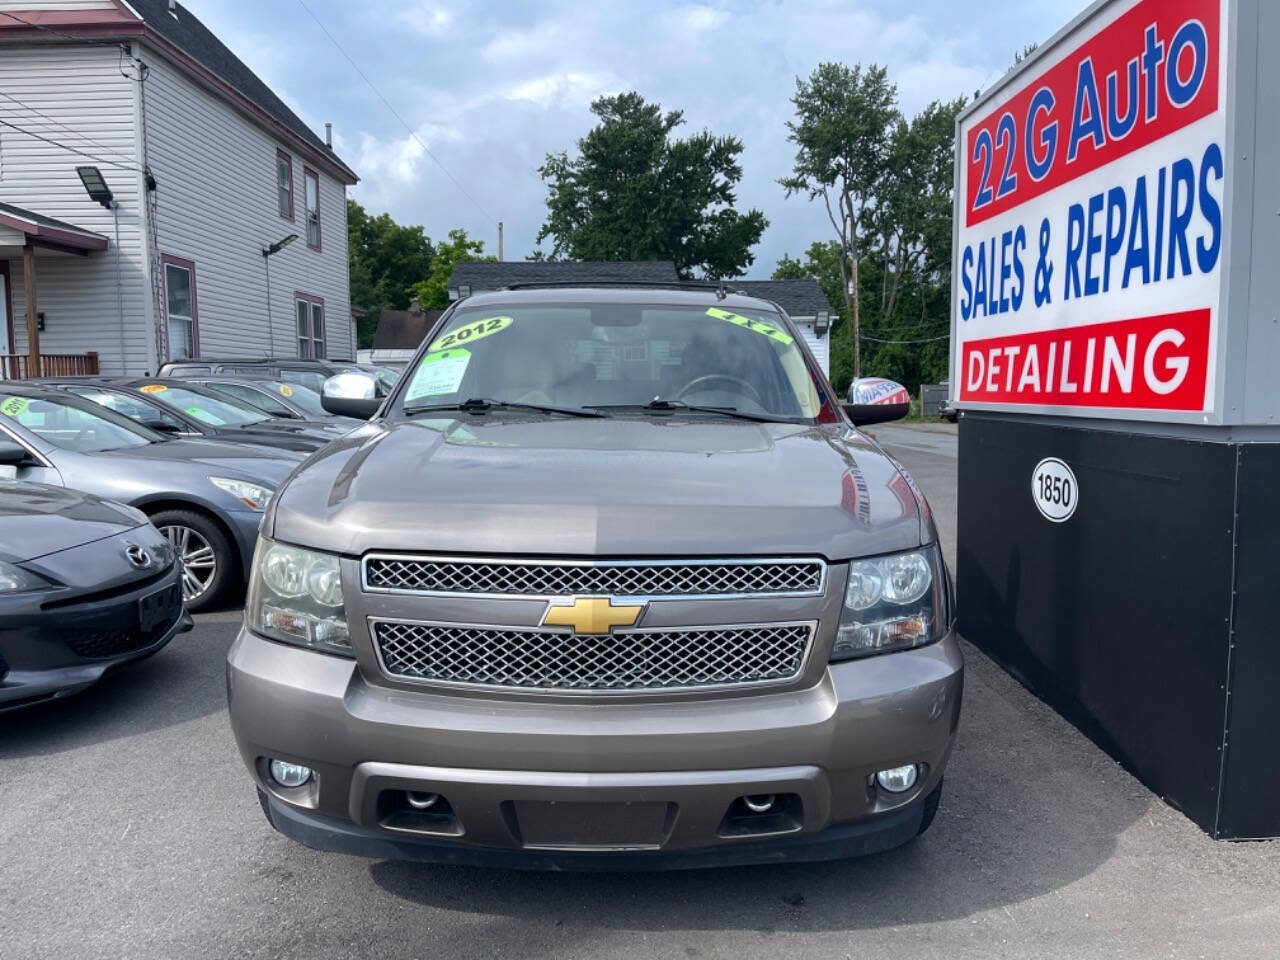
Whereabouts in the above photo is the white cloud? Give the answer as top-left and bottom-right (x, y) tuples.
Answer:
(397, 4), (453, 37)
(504, 72), (618, 108)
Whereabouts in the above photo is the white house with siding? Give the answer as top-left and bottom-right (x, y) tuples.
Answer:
(0, 0), (358, 378)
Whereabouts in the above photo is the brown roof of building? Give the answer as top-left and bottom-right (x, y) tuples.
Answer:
(372, 306), (445, 350)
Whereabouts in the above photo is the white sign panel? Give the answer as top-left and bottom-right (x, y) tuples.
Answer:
(951, 0), (1229, 421)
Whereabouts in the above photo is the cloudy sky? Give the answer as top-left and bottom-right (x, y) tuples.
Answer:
(187, 0), (1085, 277)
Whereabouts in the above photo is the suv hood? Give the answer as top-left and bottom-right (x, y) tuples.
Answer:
(0, 480), (144, 563)
(269, 417), (929, 561)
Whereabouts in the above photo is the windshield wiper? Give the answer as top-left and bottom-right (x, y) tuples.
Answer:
(594, 399), (793, 423)
(402, 397), (610, 419)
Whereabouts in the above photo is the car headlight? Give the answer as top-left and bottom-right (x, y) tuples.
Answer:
(0, 560), (53, 594)
(247, 537), (351, 656)
(832, 546), (947, 661)
(209, 476), (274, 512)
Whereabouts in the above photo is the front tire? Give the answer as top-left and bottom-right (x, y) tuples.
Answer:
(151, 508), (234, 613)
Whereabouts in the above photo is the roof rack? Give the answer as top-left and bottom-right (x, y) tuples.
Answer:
(501, 280), (735, 295)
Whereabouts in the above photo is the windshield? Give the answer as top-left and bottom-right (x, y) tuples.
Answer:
(136, 384), (269, 426)
(398, 303), (821, 420)
(273, 382), (328, 416)
(0, 393), (154, 452)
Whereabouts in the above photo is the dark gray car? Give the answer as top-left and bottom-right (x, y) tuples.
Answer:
(0, 480), (192, 711)
(229, 286), (963, 869)
(0, 385), (300, 611)
(180, 375), (360, 427)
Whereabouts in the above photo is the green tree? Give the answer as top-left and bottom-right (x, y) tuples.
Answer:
(411, 228), (494, 310)
(347, 200), (435, 347)
(782, 63), (899, 378)
(538, 92), (767, 278)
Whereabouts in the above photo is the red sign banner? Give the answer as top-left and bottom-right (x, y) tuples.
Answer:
(959, 309), (1210, 410)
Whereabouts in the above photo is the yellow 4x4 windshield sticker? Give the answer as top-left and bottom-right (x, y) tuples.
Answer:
(428, 316), (513, 353)
(407, 348), (471, 400)
(0, 396), (30, 417)
(705, 307), (793, 345)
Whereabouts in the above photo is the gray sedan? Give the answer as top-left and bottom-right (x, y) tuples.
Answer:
(0, 385), (301, 611)
(0, 480), (193, 711)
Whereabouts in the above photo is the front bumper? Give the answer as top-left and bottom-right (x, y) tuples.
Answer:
(0, 565), (192, 711)
(228, 627), (963, 867)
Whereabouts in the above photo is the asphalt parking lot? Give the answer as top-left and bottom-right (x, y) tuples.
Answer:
(3, 422), (1278, 960)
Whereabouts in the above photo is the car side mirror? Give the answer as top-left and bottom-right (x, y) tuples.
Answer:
(0, 438), (30, 465)
(843, 378), (911, 426)
(322, 373), (381, 420)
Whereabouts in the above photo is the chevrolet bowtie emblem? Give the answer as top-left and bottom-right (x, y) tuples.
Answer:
(541, 596), (645, 634)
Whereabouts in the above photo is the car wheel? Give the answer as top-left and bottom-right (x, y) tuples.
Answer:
(150, 508), (234, 613)
(916, 779), (943, 837)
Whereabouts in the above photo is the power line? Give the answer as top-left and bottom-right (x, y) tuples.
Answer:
(0, 90), (139, 170)
(0, 116), (144, 173)
(294, 0), (497, 225)
(860, 332), (951, 344)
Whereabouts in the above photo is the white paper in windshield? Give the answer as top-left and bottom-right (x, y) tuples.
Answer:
(406, 348), (471, 400)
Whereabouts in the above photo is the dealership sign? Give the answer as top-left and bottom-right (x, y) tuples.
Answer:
(950, 0), (1228, 420)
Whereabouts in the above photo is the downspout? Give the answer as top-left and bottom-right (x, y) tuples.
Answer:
(113, 201), (125, 369)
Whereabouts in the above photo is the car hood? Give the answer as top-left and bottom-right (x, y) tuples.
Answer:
(95, 439), (302, 486)
(268, 417), (930, 561)
(0, 480), (145, 563)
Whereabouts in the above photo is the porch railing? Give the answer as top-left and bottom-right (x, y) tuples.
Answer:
(0, 352), (100, 379)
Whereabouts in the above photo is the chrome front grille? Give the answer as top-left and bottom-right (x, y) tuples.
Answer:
(371, 620), (814, 693)
(362, 556), (826, 599)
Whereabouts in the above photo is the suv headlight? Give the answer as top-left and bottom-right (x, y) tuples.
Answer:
(832, 545), (947, 661)
(247, 537), (351, 656)
(209, 476), (274, 512)
(0, 561), (52, 594)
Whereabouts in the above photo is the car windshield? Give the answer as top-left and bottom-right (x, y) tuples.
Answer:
(272, 382), (328, 416)
(136, 384), (270, 426)
(398, 303), (822, 420)
(0, 393), (154, 452)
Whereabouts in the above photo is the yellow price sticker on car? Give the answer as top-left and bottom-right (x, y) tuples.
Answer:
(428, 316), (513, 353)
(705, 307), (793, 345)
(0, 396), (30, 417)
(139, 383), (167, 394)
(279, 384), (294, 397)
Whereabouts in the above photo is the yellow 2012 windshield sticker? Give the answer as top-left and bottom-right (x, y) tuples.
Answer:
(0, 397), (31, 417)
(139, 383), (167, 394)
(428, 316), (513, 353)
(706, 307), (793, 345)
(406, 348), (471, 400)
(279, 384), (294, 397)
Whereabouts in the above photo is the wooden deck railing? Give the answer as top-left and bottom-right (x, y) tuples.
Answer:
(0, 352), (100, 379)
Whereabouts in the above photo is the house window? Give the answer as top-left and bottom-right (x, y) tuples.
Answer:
(304, 167), (320, 249)
(296, 294), (324, 358)
(162, 256), (198, 359)
(276, 149), (294, 220)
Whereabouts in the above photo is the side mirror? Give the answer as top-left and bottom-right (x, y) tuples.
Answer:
(0, 438), (30, 465)
(321, 373), (381, 420)
(843, 378), (911, 426)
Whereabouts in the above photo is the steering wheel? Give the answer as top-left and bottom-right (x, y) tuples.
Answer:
(676, 374), (765, 407)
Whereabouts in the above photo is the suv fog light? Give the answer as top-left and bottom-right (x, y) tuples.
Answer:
(406, 791), (440, 810)
(875, 764), (919, 793)
(741, 794), (777, 814)
(269, 759), (313, 788)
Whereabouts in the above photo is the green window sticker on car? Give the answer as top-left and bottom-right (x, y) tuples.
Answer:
(0, 396), (30, 418)
(184, 406), (226, 426)
(427, 316), (513, 353)
(406, 349), (471, 400)
(705, 307), (793, 345)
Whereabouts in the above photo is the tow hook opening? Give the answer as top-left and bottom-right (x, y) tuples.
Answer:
(718, 793), (803, 838)
(378, 789), (462, 836)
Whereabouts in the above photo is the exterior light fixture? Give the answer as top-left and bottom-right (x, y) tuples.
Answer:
(815, 310), (831, 338)
(77, 166), (115, 208)
(263, 233), (298, 258)
(261, 234), (298, 356)
(457, 283), (472, 298)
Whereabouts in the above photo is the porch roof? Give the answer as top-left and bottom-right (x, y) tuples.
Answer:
(0, 202), (109, 254)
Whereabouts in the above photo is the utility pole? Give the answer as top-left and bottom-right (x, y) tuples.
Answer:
(498, 221), (504, 262)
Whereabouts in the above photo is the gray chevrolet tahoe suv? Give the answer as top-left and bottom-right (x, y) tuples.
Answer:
(227, 285), (963, 868)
